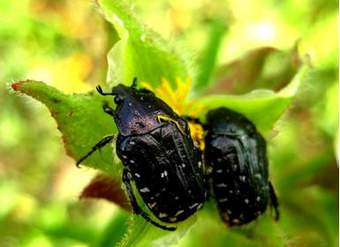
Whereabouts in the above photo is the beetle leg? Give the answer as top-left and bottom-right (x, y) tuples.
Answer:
(96, 85), (114, 96)
(102, 102), (115, 117)
(122, 169), (176, 231)
(269, 182), (280, 221)
(131, 77), (138, 88)
(76, 135), (114, 167)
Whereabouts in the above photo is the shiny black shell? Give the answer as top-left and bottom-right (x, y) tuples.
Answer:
(112, 84), (207, 223)
(204, 107), (277, 226)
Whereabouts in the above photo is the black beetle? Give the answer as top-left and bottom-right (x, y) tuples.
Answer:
(204, 107), (279, 226)
(77, 78), (207, 231)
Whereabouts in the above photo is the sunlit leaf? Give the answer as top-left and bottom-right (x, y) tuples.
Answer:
(97, 0), (189, 88)
(94, 210), (130, 247)
(117, 214), (197, 247)
(211, 44), (301, 94)
(193, 19), (227, 92)
(192, 66), (309, 135)
(11, 80), (118, 175)
(281, 187), (338, 247)
(0, 180), (19, 220)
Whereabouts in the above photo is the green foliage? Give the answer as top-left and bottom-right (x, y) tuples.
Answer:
(4, 0), (338, 246)
(98, 0), (189, 88)
(12, 81), (118, 176)
(194, 19), (227, 92)
(193, 66), (307, 135)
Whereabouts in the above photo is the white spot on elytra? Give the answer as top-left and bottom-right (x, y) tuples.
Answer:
(175, 210), (184, 216)
(169, 217), (177, 222)
(129, 160), (135, 164)
(256, 196), (261, 202)
(181, 163), (186, 168)
(218, 198), (228, 203)
(148, 202), (157, 208)
(158, 212), (168, 218)
(174, 196), (179, 200)
(122, 155), (128, 159)
(128, 102), (132, 106)
(216, 169), (223, 173)
(229, 190), (233, 194)
(147, 105), (152, 109)
(134, 173), (140, 178)
(216, 183), (227, 188)
(239, 176), (246, 182)
(160, 170), (168, 178)
(189, 203), (199, 209)
(140, 96), (144, 101)
(198, 161), (202, 167)
(140, 187), (150, 193)
(227, 209), (232, 214)
(232, 218), (240, 224)
(129, 141), (136, 145)
(244, 198), (249, 204)
(233, 165), (237, 170)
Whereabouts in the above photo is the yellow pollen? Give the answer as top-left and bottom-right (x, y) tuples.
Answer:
(141, 77), (197, 115)
(188, 121), (205, 151)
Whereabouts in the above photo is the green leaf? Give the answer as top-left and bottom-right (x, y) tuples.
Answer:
(192, 66), (309, 135)
(97, 0), (189, 88)
(280, 187), (338, 247)
(211, 44), (301, 94)
(11, 80), (118, 176)
(117, 214), (197, 247)
(175, 203), (287, 247)
(193, 19), (227, 92)
(94, 210), (130, 247)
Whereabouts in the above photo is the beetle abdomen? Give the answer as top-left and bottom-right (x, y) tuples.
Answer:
(206, 134), (269, 226)
(204, 107), (278, 226)
(117, 122), (206, 223)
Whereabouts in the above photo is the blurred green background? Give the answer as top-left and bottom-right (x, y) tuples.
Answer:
(0, 0), (338, 246)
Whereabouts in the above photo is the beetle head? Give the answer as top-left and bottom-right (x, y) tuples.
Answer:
(206, 107), (256, 136)
(106, 81), (179, 136)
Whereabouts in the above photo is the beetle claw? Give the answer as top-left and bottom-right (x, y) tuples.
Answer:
(96, 85), (103, 94)
(131, 77), (138, 88)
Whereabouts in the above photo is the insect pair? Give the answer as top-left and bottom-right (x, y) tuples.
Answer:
(77, 78), (279, 231)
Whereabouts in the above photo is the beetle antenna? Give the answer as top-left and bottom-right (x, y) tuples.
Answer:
(96, 85), (114, 96)
(131, 77), (138, 88)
